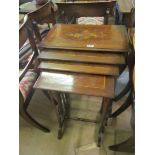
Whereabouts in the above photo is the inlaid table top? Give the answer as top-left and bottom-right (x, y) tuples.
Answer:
(39, 24), (129, 52)
(34, 72), (115, 97)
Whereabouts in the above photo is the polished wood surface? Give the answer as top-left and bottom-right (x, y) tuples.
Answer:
(38, 61), (120, 76)
(56, 0), (115, 24)
(39, 24), (129, 52)
(38, 50), (126, 65)
(34, 72), (115, 98)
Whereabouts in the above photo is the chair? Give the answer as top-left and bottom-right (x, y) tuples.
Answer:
(56, 1), (116, 24)
(109, 34), (135, 152)
(19, 15), (50, 132)
(19, 1), (57, 68)
(27, 1), (57, 42)
(110, 8), (135, 117)
(27, 5), (70, 134)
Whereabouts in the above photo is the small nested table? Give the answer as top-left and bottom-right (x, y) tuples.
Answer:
(34, 24), (129, 146)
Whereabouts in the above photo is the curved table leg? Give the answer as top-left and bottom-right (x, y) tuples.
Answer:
(48, 91), (66, 139)
(98, 98), (112, 147)
(111, 91), (132, 118)
(63, 93), (71, 118)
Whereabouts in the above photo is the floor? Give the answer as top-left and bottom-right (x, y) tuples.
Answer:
(19, 69), (134, 155)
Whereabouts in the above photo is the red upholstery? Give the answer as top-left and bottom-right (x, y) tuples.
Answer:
(19, 71), (38, 101)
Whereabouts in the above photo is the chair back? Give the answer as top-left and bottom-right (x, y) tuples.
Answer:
(28, 1), (56, 25)
(57, 0), (116, 24)
(27, 1), (56, 41)
(19, 15), (39, 81)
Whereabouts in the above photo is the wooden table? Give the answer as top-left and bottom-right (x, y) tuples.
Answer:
(115, 0), (134, 26)
(39, 24), (128, 51)
(34, 24), (129, 146)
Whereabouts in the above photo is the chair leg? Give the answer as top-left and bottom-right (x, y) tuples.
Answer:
(19, 90), (50, 132)
(110, 92), (132, 118)
(109, 135), (135, 153)
(20, 109), (50, 132)
(114, 81), (131, 102)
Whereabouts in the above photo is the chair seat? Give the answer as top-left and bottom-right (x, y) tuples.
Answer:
(77, 17), (104, 25)
(20, 52), (33, 67)
(19, 71), (38, 101)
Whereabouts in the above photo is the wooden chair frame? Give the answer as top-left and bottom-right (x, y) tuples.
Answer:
(111, 7), (135, 118)
(19, 15), (50, 132)
(28, 1), (56, 42)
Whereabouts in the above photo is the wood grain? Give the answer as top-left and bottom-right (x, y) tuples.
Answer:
(38, 50), (126, 65)
(39, 24), (129, 52)
(38, 61), (120, 76)
(34, 72), (115, 98)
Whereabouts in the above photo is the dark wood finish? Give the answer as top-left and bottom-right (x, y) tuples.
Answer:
(27, 1), (56, 41)
(113, 81), (130, 101)
(109, 135), (134, 152)
(33, 17), (129, 145)
(56, 1), (115, 24)
(109, 30), (135, 152)
(19, 15), (49, 132)
(114, 7), (134, 101)
(38, 61), (120, 76)
(19, 16), (39, 81)
(38, 50), (126, 65)
(112, 32), (135, 116)
(39, 24), (129, 52)
(98, 97), (112, 146)
(28, 1), (56, 25)
(34, 72), (115, 98)
(111, 91), (132, 117)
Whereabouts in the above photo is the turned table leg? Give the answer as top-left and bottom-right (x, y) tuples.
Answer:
(48, 91), (67, 139)
(98, 97), (112, 147)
